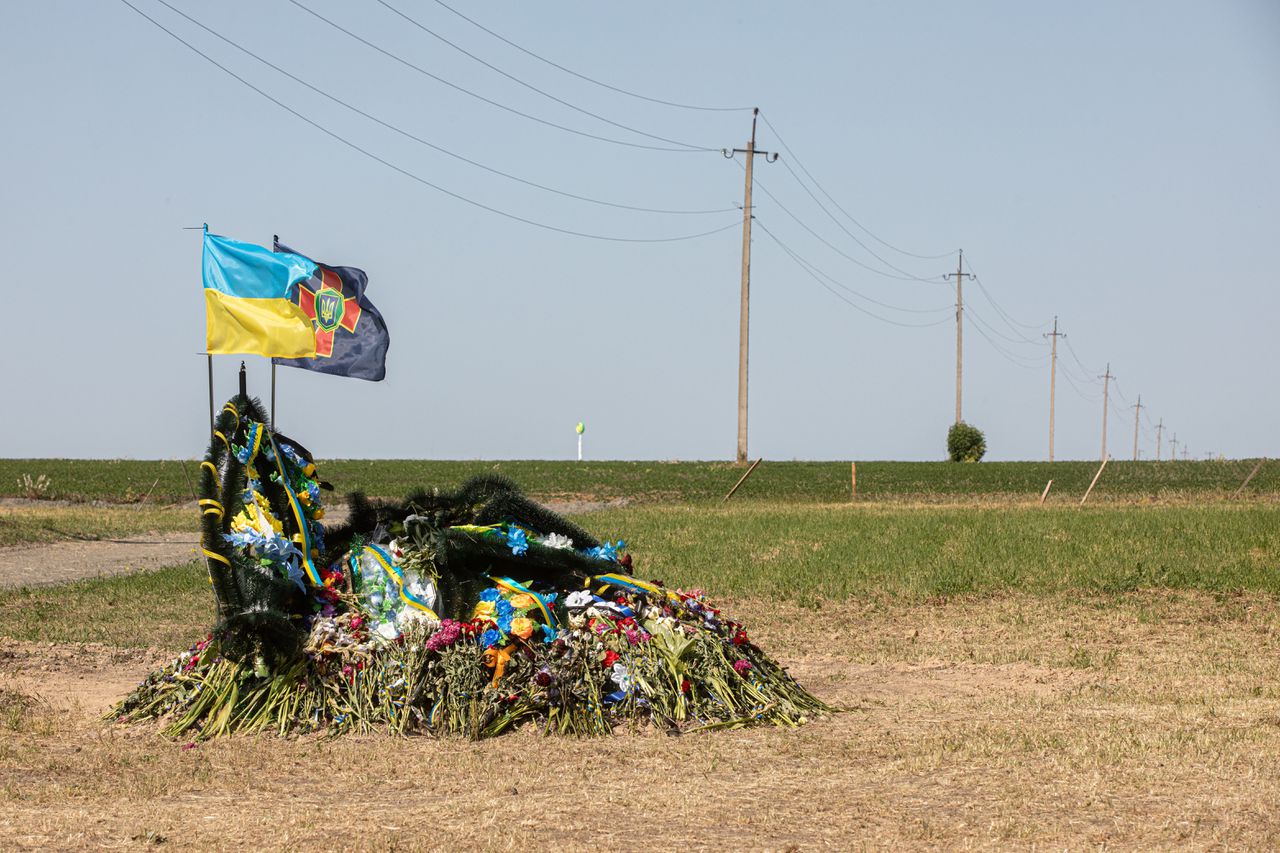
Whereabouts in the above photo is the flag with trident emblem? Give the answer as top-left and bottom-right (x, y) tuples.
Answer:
(272, 239), (390, 381)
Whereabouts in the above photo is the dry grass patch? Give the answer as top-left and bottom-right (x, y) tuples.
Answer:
(0, 592), (1277, 849)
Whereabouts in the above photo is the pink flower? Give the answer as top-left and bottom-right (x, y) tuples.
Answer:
(733, 659), (752, 675)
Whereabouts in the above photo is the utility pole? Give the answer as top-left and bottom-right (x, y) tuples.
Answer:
(1044, 317), (1065, 462)
(1155, 419), (1164, 460)
(1131, 394), (1143, 461)
(1099, 363), (1114, 461)
(1170, 433), (1179, 461)
(724, 108), (778, 464)
(943, 250), (974, 424)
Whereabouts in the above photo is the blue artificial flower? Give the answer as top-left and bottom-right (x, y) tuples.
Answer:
(542, 624), (558, 644)
(479, 587), (501, 603)
(497, 613), (512, 633)
(479, 628), (503, 648)
(506, 526), (529, 557)
(586, 540), (623, 562)
(496, 599), (513, 619)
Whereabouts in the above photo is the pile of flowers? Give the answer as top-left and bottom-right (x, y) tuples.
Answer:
(117, 412), (829, 740)
(115, 518), (829, 739)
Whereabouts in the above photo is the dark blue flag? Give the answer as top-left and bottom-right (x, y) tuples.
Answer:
(271, 240), (389, 381)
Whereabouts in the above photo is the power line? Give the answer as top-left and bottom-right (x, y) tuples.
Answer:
(1060, 368), (1101, 402)
(279, 0), (710, 153)
(755, 220), (953, 329)
(117, 0), (742, 243)
(149, 0), (735, 217)
(772, 155), (945, 283)
(757, 110), (955, 260)
(960, 256), (1051, 335)
(755, 219), (952, 317)
(426, 0), (750, 112)
(369, 0), (720, 151)
(1064, 335), (1101, 377)
(744, 163), (944, 284)
(966, 301), (1050, 349)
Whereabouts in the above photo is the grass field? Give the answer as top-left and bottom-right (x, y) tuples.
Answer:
(1, 462), (1278, 848)
(1, 457), (1275, 504)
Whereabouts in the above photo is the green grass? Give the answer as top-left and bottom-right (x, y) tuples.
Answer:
(0, 561), (213, 647)
(0, 458), (1274, 505)
(0, 503), (1274, 648)
(0, 504), (197, 548)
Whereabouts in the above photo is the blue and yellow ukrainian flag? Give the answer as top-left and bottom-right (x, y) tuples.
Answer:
(202, 233), (318, 358)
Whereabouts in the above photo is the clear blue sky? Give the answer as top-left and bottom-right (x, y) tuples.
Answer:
(2, 1), (1276, 461)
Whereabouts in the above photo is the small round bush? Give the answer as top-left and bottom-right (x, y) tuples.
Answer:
(947, 422), (986, 462)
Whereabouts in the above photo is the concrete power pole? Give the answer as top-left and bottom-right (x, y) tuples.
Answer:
(1155, 419), (1164, 460)
(1099, 363), (1114, 460)
(1044, 317), (1065, 461)
(943, 251), (974, 424)
(725, 108), (777, 464)
(1131, 394), (1143, 461)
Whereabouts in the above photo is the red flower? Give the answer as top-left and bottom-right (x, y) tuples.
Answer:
(732, 631), (750, 647)
(680, 678), (691, 693)
(602, 650), (621, 669)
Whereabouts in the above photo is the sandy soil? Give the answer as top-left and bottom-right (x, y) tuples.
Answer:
(1, 593), (1278, 851)
(0, 533), (199, 589)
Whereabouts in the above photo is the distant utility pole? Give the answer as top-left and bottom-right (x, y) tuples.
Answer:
(1099, 363), (1114, 461)
(1155, 419), (1164, 460)
(1170, 433), (1179, 461)
(943, 250), (975, 424)
(1044, 317), (1065, 461)
(724, 108), (778, 464)
(1182, 447), (1190, 461)
(1131, 394), (1143, 461)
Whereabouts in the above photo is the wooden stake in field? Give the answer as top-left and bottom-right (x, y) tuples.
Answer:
(1080, 456), (1109, 506)
(850, 462), (857, 501)
(723, 457), (763, 503)
(1039, 479), (1053, 505)
(1232, 458), (1267, 499)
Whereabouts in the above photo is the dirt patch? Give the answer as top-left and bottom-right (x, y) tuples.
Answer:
(1, 594), (1279, 850)
(0, 532), (199, 589)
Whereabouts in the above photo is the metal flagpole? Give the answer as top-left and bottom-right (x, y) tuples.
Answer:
(207, 354), (214, 432)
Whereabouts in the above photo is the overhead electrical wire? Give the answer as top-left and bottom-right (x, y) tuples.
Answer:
(370, 0), (721, 151)
(743, 162), (945, 285)
(755, 220), (952, 329)
(772, 155), (945, 283)
(425, 0), (750, 112)
(1060, 369), (1101, 402)
(146, 0), (733, 216)
(966, 302), (1050, 349)
(279, 0), (709, 153)
(756, 110), (955, 261)
(1064, 336), (1102, 378)
(968, 319), (1048, 371)
(117, 0), (742, 243)
(754, 219), (952, 317)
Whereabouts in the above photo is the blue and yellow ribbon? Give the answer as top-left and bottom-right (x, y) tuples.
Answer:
(268, 433), (321, 587)
(490, 576), (559, 629)
(364, 544), (439, 619)
(592, 572), (680, 602)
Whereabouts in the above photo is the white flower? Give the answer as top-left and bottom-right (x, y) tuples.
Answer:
(542, 533), (574, 550)
(375, 621), (400, 641)
(565, 590), (594, 610)
(610, 663), (632, 692)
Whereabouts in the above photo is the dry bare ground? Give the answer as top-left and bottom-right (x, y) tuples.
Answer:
(0, 593), (1278, 851)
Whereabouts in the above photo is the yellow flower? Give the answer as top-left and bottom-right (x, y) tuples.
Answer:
(510, 617), (535, 640)
(509, 593), (536, 611)
(473, 600), (496, 619)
